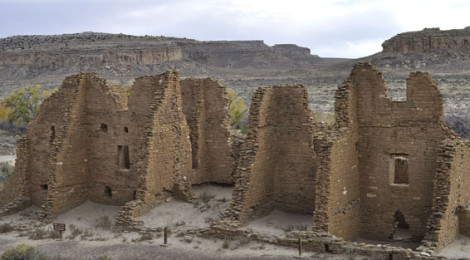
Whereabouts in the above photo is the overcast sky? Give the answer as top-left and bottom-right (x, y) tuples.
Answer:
(0, 0), (469, 58)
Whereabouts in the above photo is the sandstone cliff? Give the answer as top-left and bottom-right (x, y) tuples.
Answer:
(0, 32), (328, 93)
(382, 27), (470, 54)
(360, 27), (470, 71)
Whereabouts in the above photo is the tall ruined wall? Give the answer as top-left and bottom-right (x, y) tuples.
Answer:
(313, 81), (360, 240)
(352, 63), (450, 241)
(81, 75), (135, 205)
(0, 70), (243, 225)
(27, 76), (83, 208)
(180, 78), (234, 184)
(224, 85), (316, 224)
(132, 72), (192, 202)
(115, 73), (193, 228)
(421, 139), (470, 251)
(38, 74), (92, 220)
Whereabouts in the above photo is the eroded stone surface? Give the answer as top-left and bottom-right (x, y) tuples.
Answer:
(222, 63), (470, 254)
(0, 71), (235, 227)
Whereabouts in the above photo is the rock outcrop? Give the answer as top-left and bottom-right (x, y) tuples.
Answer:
(382, 27), (470, 54)
(359, 27), (470, 71)
(0, 32), (325, 92)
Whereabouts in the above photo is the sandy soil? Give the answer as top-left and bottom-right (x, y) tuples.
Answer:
(436, 235), (470, 259)
(0, 184), (465, 259)
(0, 184), (352, 259)
(0, 155), (15, 165)
(138, 184), (233, 230)
(245, 209), (312, 238)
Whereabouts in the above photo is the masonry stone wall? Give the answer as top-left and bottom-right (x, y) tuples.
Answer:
(0, 71), (236, 223)
(1, 62), (468, 255)
(222, 63), (469, 254)
(312, 80), (360, 240)
(180, 78), (234, 184)
(115, 73), (194, 228)
(84, 77), (134, 206)
(35, 74), (91, 220)
(350, 64), (451, 242)
(421, 139), (470, 251)
(224, 85), (316, 223)
(0, 138), (30, 215)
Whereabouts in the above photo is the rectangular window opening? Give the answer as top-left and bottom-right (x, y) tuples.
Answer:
(117, 145), (130, 170)
(392, 154), (409, 185)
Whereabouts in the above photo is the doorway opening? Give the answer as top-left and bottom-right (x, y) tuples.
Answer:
(390, 210), (412, 241)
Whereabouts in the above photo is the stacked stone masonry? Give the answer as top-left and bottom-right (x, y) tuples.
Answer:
(222, 63), (470, 254)
(224, 85), (316, 223)
(0, 71), (235, 226)
(180, 78), (235, 184)
(1, 63), (469, 256)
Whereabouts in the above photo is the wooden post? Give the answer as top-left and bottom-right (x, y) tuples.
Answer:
(164, 226), (168, 245)
(298, 238), (302, 257)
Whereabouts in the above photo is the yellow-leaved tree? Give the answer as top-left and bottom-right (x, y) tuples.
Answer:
(1, 85), (57, 128)
(227, 89), (248, 134)
(0, 103), (10, 122)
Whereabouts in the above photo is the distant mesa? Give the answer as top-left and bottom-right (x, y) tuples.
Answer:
(382, 27), (470, 54)
(355, 26), (470, 71)
(0, 27), (469, 93)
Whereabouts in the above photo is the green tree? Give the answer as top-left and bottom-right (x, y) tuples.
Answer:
(227, 89), (248, 133)
(1, 85), (55, 127)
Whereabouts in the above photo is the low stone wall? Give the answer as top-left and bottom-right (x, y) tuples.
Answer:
(206, 224), (443, 260)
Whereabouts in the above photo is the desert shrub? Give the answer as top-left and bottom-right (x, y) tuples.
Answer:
(445, 113), (470, 139)
(0, 223), (13, 233)
(1, 244), (46, 260)
(0, 162), (13, 182)
(95, 215), (112, 230)
(67, 224), (82, 239)
(138, 232), (153, 241)
(222, 238), (230, 249)
(80, 228), (93, 240)
(49, 229), (62, 239)
(198, 191), (215, 203)
(29, 228), (47, 240)
(28, 227), (61, 240)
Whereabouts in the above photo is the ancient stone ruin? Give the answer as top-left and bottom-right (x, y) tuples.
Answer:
(221, 63), (470, 254)
(180, 78), (234, 185)
(224, 85), (317, 223)
(0, 63), (469, 256)
(0, 71), (235, 226)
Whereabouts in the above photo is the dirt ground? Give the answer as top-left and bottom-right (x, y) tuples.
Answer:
(0, 184), (468, 259)
(0, 155), (15, 165)
(0, 185), (352, 259)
